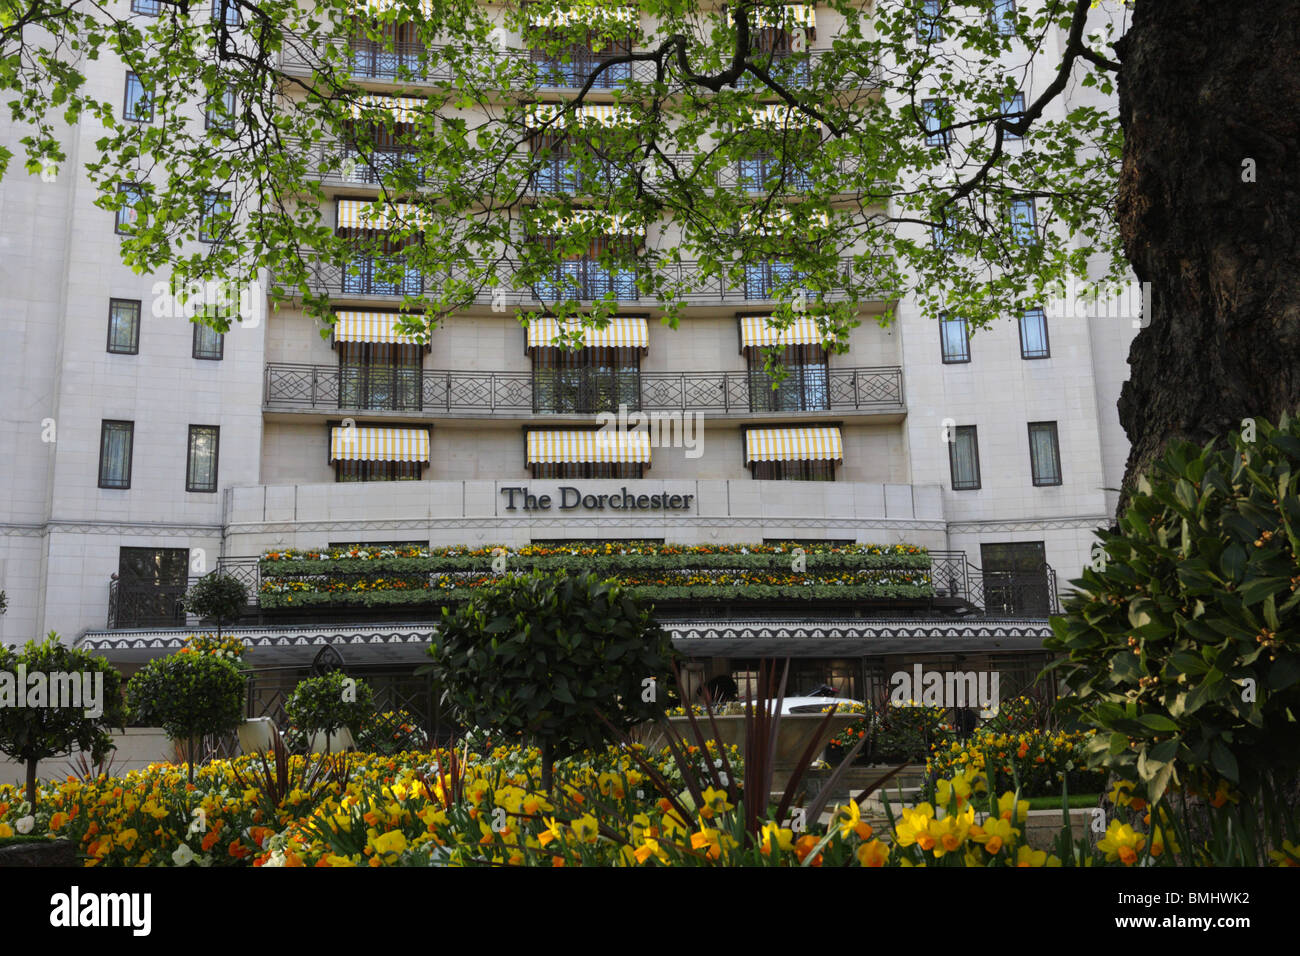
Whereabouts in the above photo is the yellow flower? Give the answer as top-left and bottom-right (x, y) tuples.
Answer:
(835, 800), (873, 841)
(370, 830), (408, 856)
(1097, 820), (1145, 865)
(1268, 840), (1300, 867)
(759, 822), (795, 856)
(997, 791), (1030, 823)
(698, 786), (734, 819)
(1015, 844), (1051, 867)
(894, 803), (935, 848)
(690, 828), (725, 861)
(856, 839), (890, 867)
(970, 816), (1016, 855)
(571, 813), (600, 844)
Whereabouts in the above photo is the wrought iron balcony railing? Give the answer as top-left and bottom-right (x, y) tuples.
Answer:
(106, 558), (260, 630)
(292, 257), (876, 307)
(927, 551), (1061, 617)
(263, 363), (905, 415)
(280, 36), (861, 90)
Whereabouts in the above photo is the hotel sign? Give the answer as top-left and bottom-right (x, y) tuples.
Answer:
(501, 486), (696, 512)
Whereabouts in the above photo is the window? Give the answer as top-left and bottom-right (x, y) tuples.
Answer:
(131, 0), (163, 15)
(532, 236), (639, 302)
(750, 460), (836, 481)
(199, 191), (230, 243)
(115, 184), (143, 235)
(1019, 308), (1049, 359)
(349, 19), (425, 81)
(335, 460), (424, 482)
(991, 0), (1016, 36)
(1028, 421), (1062, 486)
(1010, 197), (1036, 244)
(193, 322), (224, 360)
(529, 462), (644, 479)
(940, 314), (970, 363)
(931, 211), (956, 252)
(747, 344), (829, 411)
(531, 34), (633, 88)
(948, 425), (980, 490)
(1002, 92), (1025, 140)
(123, 72), (152, 122)
(743, 260), (800, 300)
(533, 346), (640, 414)
(922, 98), (950, 146)
(339, 342), (424, 411)
(205, 87), (236, 130)
(99, 421), (134, 489)
(107, 298), (141, 354)
(917, 0), (943, 41)
(736, 151), (813, 194)
(186, 425), (220, 493)
(980, 541), (1050, 616)
(113, 547), (190, 628)
(212, 0), (241, 26)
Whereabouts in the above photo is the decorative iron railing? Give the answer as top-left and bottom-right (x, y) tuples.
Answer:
(927, 550), (1060, 617)
(279, 37), (858, 90)
(263, 362), (904, 414)
(290, 256), (874, 306)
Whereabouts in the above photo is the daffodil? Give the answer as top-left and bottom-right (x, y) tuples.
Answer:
(758, 822), (795, 856)
(970, 816), (1016, 855)
(1097, 819), (1145, 865)
(834, 800), (873, 841)
(856, 839), (890, 867)
(997, 792), (1029, 823)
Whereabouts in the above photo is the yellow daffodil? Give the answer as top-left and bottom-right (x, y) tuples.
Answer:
(835, 800), (873, 841)
(758, 822), (795, 856)
(856, 839), (890, 867)
(1097, 819), (1146, 865)
(970, 816), (1016, 855)
(997, 792), (1029, 823)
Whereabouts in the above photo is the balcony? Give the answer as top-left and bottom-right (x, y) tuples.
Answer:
(293, 257), (878, 307)
(103, 547), (1057, 628)
(263, 363), (905, 416)
(280, 36), (859, 90)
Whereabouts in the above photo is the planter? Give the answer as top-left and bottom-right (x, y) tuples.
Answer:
(0, 838), (77, 867)
(308, 727), (355, 754)
(237, 717), (279, 755)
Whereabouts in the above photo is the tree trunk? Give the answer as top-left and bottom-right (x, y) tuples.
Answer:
(25, 758), (37, 809)
(1115, 1), (1300, 509)
(188, 736), (196, 784)
(541, 739), (553, 797)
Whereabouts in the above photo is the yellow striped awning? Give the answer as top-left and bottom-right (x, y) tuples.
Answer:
(526, 102), (631, 128)
(742, 103), (819, 128)
(527, 316), (648, 349)
(350, 95), (427, 125)
(738, 206), (830, 235)
(530, 208), (645, 236)
(527, 430), (651, 464)
(360, 0), (434, 16)
(528, 4), (638, 28)
(745, 426), (843, 462)
(739, 314), (832, 347)
(730, 4), (817, 29)
(337, 199), (427, 231)
(333, 311), (429, 345)
(330, 427), (430, 462)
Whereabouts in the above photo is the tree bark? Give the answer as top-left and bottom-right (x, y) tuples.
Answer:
(1115, 1), (1300, 509)
(25, 758), (37, 809)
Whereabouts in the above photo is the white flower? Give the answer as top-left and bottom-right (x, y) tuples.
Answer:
(718, 773), (731, 788)
(172, 843), (195, 867)
(15, 815), (35, 834)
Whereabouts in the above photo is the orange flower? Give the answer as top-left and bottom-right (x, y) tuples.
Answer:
(201, 829), (221, 852)
(794, 834), (823, 866)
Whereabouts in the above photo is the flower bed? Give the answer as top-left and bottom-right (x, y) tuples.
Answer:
(256, 541), (935, 608)
(925, 728), (1105, 799)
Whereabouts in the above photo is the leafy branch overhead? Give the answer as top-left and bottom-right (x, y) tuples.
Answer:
(1, 0), (1126, 344)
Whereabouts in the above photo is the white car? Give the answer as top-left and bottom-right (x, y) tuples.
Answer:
(747, 696), (866, 715)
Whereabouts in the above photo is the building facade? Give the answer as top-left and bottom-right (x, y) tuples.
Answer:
(0, 1), (1135, 729)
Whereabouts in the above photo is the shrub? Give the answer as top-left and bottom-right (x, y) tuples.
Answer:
(926, 728), (1105, 799)
(1047, 413), (1300, 806)
(284, 673), (373, 753)
(183, 574), (248, 641)
(356, 708), (429, 756)
(424, 569), (677, 792)
(0, 633), (126, 806)
(126, 652), (245, 782)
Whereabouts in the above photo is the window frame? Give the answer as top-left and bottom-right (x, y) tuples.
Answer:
(528, 461), (644, 480)
(205, 87), (236, 130)
(1010, 197), (1037, 244)
(334, 460), (425, 482)
(1002, 91), (1026, 140)
(131, 0), (163, 15)
(745, 342), (830, 412)
(186, 424), (221, 493)
(1028, 421), (1062, 487)
(107, 298), (142, 355)
(123, 71), (153, 123)
(948, 424), (981, 491)
(991, 0), (1017, 36)
(199, 191), (230, 243)
(917, 0), (944, 42)
(115, 184), (143, 235)
(1018, 307), (1050, 359)
(192, 322), (225, 360)
(212, 0), (241, 27)
(939, 313), (971, 364)
(98, 420), (135, 490)
(749, 459), (837, 481)
(338, 341), (426, 411)
(922, 97), (950, 146)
